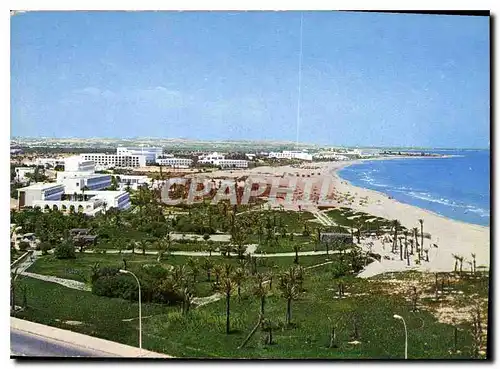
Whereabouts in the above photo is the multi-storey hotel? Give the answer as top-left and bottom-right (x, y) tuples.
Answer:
(17, 156), (130, 216)
(79, 153), (147, 168)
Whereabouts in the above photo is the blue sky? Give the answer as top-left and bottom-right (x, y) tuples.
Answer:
(11, 11), (490, 148)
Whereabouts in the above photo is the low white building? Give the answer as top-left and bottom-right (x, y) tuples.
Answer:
(115, 175), (151, 190)
(313, 153), (350, 161)
(35, 157), (65, 168)
(17, 183), (65, 210)
(64, 156), (95, 172)
(80, 153), (147, 168)
(156, 157), (193, 168)
(198, 152), (248, 168)
(85, 190), (131, 210)
(57, 173), (112, 193)
(268, 150), (313, 161)
(117, 146), (163, 163)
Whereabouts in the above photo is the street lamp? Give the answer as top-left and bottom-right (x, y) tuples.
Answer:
(120, 269), (142, 355)
(393, 314), (408, 359)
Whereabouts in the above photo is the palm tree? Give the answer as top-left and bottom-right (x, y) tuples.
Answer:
(213, 264), (223, 285)
(207, 241), (215, 257)
(233, 268), (246, 300)
(404, 231), (410, 266)
(202, 258), (214, 281)
(471, 253), (477, 274)
(458, 255), (464, 276)
(293, 244), (301, 264)
(218, 273), (235, 334)
(10, 267), (20, 312)
(419, 219), (424, 258)
(187, 258), (200, 283)
(278, 267), (300, 326)
(452, 254), (459, 273)
(138, 239), (150, 256)
(392, 220), (400, 253)
(413, 227), (419, 260)
(220, 244), (233, 258)
(253, 273), (267, 315)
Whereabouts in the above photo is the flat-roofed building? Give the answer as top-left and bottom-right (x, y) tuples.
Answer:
(198, 152), (248, 168)
(80, 153), (147, 168)
(116, 146), (163, 163)
(156, 157), (193, 168)
(268, 150), (313, 161)
(64, 156), (96, 172)
(116, 175), (151, 190)
(17, 183), (65, 209)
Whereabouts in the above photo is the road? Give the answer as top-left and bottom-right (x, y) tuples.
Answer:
(10, 329), (116, 357)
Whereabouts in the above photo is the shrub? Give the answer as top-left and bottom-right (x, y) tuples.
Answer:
(91, 265), (183, 305)
(39, 242), (52, 255)
(18, 241), (30, 252)
(54, 240), (76, 259)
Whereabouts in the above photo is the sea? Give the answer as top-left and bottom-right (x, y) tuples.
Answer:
(337, 150), (490, 227)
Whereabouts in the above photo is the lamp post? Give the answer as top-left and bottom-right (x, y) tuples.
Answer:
(393, 314), (408, 359)
(120, 269), (142, 355)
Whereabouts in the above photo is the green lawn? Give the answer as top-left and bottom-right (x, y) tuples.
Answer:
(326, 209), (393, 230)
(17, 255), (482, 359)
(140, 266), (476, 358)
(13, 277), (172, 348)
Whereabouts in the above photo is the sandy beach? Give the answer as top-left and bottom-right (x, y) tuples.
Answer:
(203, 157), (490, 275)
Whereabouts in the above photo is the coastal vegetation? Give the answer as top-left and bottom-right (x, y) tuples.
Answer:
(10, 182), (488, 359)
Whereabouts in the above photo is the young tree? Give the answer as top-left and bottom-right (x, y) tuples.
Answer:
(293, 244), (301, 264)
(218, 273), (235, 334)
(233, 268), (246, 300)
(253, 273), (267, 315)
(278, 267), (300, 326)
(202, 258), (214, 281)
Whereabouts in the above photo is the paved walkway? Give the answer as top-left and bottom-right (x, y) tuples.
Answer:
(20, 272), (91, 291)
(11, 317), (170, 358)
(82, 247), (342, 258)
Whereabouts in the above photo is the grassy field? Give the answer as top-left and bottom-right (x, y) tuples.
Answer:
(14, 264), (478, 359)
(26, 253), (336, 297)
(13, 277), (172, 348)
(326, 209), (393, 229)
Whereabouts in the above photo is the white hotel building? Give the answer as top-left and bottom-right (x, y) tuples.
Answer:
(156, 156), (193, 168)
(116, 146), (163, 163)
(198, 152), (248, 168)
(17, 156), (130, 216)
(80, 153), (147, 168)
(268, 150), (313, 161)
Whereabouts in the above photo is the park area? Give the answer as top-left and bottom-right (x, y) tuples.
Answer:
(10, 193), (488, 359)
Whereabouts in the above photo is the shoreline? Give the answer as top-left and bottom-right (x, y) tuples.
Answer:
(324, 160), (490, 274)
(332, 157), (489, 230)
(204, 157), (490, 274)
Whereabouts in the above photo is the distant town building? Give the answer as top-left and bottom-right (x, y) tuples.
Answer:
(268, 150), (313, 161)
(80, 153), (147, 168)
(198, 152), (248, 168)
(116, 146), (164, 163)
(156, 157), (193, 168)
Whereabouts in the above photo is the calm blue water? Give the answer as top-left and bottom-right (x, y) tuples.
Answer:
(337, 150), (490, 226)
